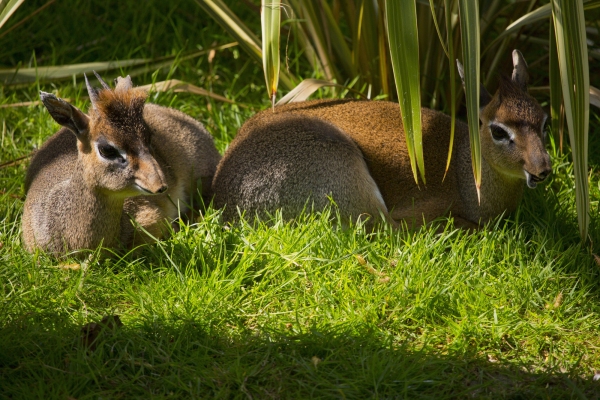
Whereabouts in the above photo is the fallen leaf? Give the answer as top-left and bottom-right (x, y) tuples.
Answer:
(594, 254), (600, 267)
(311, 356), (321, 368)
(354, 254), (367, 265)
(356, 254), (390, 281)
(553, 292), (563, 309)
(0, 242), (3, 250)
(81, 315), (123, 350)
(594, 372), (600, 382)
(58, 263), (81, 271)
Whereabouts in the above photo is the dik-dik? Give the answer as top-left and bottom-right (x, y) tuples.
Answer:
(213, 50), (551, 228)
(22, 73), (221, 255)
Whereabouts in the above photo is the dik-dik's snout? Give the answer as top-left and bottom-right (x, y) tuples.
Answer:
(134, 153), (168, 195)
(524, 136), (552, 189)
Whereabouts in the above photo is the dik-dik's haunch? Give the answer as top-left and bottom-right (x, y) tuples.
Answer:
(22, 73), (221, 255)
(213, 50), (551, 228)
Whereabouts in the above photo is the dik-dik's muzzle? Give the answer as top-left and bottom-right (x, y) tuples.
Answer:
(135, 153), (168, 195)
(524, 137), (552, 189)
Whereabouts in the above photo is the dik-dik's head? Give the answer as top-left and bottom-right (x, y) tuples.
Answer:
(40, 72), (167, 197)
(458, 50), (552, 189)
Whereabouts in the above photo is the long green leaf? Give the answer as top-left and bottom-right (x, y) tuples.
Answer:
(551, 0), (590, 240)
(0, 59), (147, 85)
(497, 0), (600, 43)
(386, 0), (425, 185)
(262, 0), (281, 106)
(0, 45), (237, 85)
(458, 0), (481, 200)
(443, 0), (457, 179)
(0, 0), (24, 30)
(549, 21), (563, 152)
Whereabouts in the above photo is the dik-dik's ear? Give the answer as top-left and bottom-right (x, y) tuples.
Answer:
(40, 92), (90, 138)
(456, 59), (492, 110)
(511, 49), (528, 91)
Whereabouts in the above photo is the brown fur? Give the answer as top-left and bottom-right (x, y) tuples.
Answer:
(22, 76), (221, 256)
(213, 52), (551, 228)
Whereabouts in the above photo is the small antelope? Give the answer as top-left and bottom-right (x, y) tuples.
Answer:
(22, 73), (221, 255)
(212, 50), (551, 228)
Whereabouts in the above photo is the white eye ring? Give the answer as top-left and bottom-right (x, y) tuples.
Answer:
(488, 121), (515, 143)
(94, 140), (127, 163)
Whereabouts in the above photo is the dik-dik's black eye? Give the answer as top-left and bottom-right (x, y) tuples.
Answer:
(490, 124), (511, 141)
(98, 143), (123, 161)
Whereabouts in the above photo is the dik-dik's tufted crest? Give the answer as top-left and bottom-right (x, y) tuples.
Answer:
(84, 72), (149, 143)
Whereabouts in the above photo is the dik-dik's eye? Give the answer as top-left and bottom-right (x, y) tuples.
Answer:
(490, 124), (511, 142)
(98, 143), (124, 162)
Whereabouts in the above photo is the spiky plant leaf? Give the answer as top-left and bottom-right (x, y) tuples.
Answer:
(549, 21), (563, 151)
(458, 0), (481, 200)
(551, 0), (590, 240)
(262, 0), (281, 107)
(0, 0), (25, 30)
(385, 0), (425, 185)
(443, 0), (457, 179)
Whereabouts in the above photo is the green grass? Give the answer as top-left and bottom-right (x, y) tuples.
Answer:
(2, 1), (600, 398)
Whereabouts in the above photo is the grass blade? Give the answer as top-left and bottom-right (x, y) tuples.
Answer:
(458, 0), (481, 200)
(262, 0), (281, 107)
(551, 0), (590, 240)
(385, 0), (425, 185)
(0, 0), (24, 30)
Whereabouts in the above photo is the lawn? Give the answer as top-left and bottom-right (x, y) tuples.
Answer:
(1, 1), (600, 398)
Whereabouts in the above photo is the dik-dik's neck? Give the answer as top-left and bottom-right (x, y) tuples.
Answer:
(456, 131), (524, 223)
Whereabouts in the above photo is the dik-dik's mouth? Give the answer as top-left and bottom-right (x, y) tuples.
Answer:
(524, 170), (547, 189)
(133, 182), (167, 195)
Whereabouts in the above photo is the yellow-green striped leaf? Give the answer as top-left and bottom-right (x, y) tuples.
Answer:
(551, 0), (590, 240)
(444, 0), (457, 179)
(262, 0), (281, 107)
(549, 21), (563, 151)
(458, 0), (481, 200)
(385, 0), (425, 185)
(0, 0), (24, 30)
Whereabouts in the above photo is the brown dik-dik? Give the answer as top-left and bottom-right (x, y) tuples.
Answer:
(213, 50), (551, 228)
(22, 73), (221, 256)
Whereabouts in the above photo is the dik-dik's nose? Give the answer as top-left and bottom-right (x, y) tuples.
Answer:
(156, 185), (168, 194)
(538, 168), (551, 180)
(136, 153), (168, 195)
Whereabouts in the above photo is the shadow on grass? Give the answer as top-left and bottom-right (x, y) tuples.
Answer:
(1, 314), (598, 399)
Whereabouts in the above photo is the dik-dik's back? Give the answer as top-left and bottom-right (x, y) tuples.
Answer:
(23, 74), (221, 255)
(213, 50), (551, 228)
